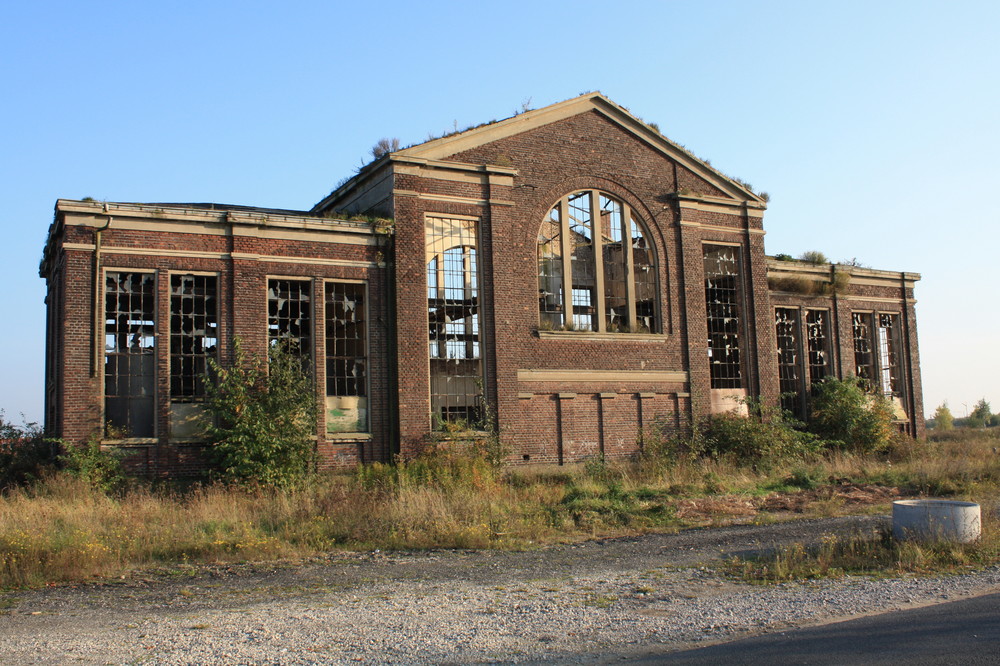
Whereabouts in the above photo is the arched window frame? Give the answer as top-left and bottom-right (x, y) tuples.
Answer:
(538, 190), (659, 334)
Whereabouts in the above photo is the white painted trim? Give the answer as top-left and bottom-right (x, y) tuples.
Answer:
(517, 369), (688, 383)
(682, 221), (765, 235)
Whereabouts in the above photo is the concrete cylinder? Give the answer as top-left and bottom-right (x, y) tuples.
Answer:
(892, 499), (981, 543)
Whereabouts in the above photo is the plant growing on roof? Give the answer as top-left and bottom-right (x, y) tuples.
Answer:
(371, 137), (401, 160)
(799, 250), (829, 264)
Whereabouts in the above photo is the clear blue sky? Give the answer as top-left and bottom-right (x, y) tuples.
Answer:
(2, 0), (997, 424)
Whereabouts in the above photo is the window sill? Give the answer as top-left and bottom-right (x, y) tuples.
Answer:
(433, 431), (491, 441)
(101, 438), (157, 447)
(326, 432), (372, 441)
(536, 330), (666, 342)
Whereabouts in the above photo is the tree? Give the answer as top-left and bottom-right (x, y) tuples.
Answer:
(202, 338), (316, 488)
(967, 398), (993, 428)
(932, 402), (954, 430)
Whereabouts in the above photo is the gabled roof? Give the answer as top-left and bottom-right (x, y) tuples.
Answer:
(403, 93), (760, 200)
(313, 92), (763, 213)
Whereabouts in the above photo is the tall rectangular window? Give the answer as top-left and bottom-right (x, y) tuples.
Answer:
(852, 312), (876, 384)
(567, 192), (597, 331)
(877, 313), (903, 403)
(427, 216), (483, 429)
(805, 309), (831, 385)
(704, 245), (743, 389)
(853, 311), (905, 410)
(104, 272), (155, 437)
(776, 307), (832, 417)
(774, 307), (801, 413)
(537, 207), (564, 329)
(325, 282), (367, 433)
(268, 279), (312, 354)
(170, 274), (218, 399)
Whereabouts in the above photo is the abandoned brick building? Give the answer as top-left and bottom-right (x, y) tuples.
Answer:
(39, 93), (924, 474)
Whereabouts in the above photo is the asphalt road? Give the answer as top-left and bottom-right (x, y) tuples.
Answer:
(632, 591), (1000, 665)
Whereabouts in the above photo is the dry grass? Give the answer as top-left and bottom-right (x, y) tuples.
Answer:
(727, 513), (1000, 583)
(2, 430), (999, 588)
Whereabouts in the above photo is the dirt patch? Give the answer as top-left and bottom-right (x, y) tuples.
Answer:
(760, 483), (903, 513)
(673, 483), (903, 523)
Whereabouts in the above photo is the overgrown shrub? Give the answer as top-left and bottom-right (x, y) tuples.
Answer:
(58, 435), (125, 495)
(203, 338), (316, 488)
(698, 398), (819, 464)
(807, 377), (895, 453)
(799, 250), (829, 264)
(355, 442), (501, 493)
(0, 413), (58, 491)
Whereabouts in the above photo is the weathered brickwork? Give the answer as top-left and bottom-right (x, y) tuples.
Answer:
(40, 94), (924, 475)
(767, 258), (924, 435)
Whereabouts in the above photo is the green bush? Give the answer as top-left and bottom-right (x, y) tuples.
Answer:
(807, 377), (896, 453)
(698, 398), (819, 464)
(0, 412), (58, 490)
(58, 435), (126, 495)
(203, 338), (316, 488)
(798, 250), (829, 264)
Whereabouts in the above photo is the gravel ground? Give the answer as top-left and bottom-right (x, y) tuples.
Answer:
(2, 514), (998, 664)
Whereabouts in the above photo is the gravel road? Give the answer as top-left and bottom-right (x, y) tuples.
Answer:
(2, 515), (998, 664)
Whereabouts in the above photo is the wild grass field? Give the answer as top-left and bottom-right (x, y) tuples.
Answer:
(1, 427), (997, 589)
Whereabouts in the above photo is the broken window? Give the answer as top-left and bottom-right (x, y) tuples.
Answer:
(268, 279), (312, 355)
(537, 206), (564, 329)
(775, 307), (801, 413)
(537, 190), (658, 333)
(104, 272), (155, 437)
(427, 216), (483, 429)
(853, 311), (905, 409)
(806, 309), (832, 385)
(170, 274), (218, 399)
(704, 245), (743, 389)
(325, 282), (368, 433)
(877, 313), (903, 402)
(852, 312), (876, 385)
(567, 192), (598, 331)
(775, 307), (832, 416)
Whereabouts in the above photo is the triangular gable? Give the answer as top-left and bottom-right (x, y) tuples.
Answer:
(396, 92), (761, 203)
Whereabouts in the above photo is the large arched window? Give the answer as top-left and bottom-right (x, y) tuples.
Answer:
(538, 190), (658, 333)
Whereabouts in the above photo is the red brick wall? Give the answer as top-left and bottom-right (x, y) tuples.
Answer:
(381, 109), (762, 463)
(43, 210), (390, 475)
(768, 267), (925, 437)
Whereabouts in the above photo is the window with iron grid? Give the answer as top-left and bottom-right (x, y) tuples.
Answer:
(877, 313), (903, 402)
(538, 190), (658, 333)
(703, 245), (743, 389)
(775, 307), (801, 414)
(170, 275), (218, 400)
(104, 272), (156, 437)
(426, 216), (483, 429)
(268, 279), (312, 355)
(325, 282), (366, 398)
(852, 312), (876, 386)
(537, 206), (564, 329)
(806, 310), (831, 385)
